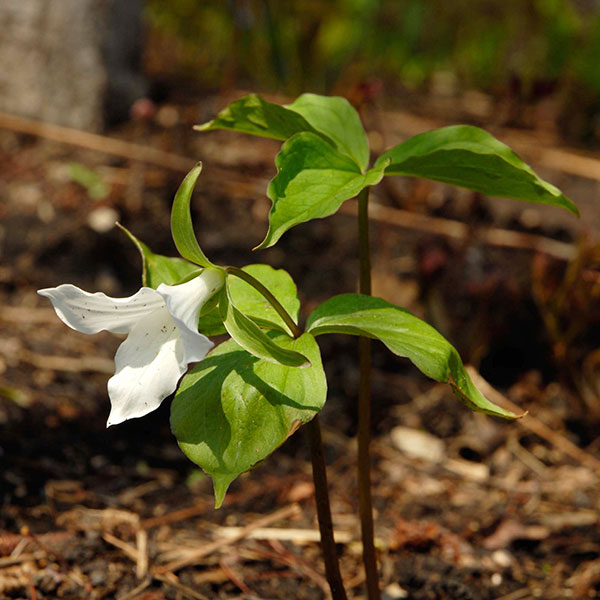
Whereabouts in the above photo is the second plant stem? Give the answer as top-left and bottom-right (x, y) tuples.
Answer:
(226, 265), (348, 600)
(357, 187), (381, 600)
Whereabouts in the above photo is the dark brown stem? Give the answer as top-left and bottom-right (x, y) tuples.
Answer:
(226, 265), (347, 597)
(357, 187), (381, 600)
(306, 416), (348, 600)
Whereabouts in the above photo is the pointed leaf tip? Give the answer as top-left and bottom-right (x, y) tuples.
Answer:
(376, 125), (578, 215)
(171, 334), (326, 507)
(256, 132), (386, 249)
(307, 294), (520, 419)
(213, 474), (236, 508)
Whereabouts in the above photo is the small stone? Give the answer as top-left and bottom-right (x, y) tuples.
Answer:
(390, 426), (445, 462)
(382, 582), (409, 599)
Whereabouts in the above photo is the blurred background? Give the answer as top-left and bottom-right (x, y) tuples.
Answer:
(1, 1), (600, 599)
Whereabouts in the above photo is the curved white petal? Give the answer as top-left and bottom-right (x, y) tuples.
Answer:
(38, 284), (163, 335)
(106, 307), (184, 426)
(156, 268), (224, 360)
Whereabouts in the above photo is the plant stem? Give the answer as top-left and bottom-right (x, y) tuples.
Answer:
(227, 265), (348, 598)
(357, 186), (381, 600)
(225, 266), (302, 338)
(306, 416), (349, 600)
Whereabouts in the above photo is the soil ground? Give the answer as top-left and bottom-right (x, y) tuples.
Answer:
(1, 92), (600, 600)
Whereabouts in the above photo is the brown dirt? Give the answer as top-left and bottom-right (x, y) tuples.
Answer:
(1, 93), (600, 599)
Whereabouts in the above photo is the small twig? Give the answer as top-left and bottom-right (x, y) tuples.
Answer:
(141, 503), (207, 530)
(0, 306), (59, 323)
(155, 503), (301, 574)
(18, 349), (114, 374)
(103, 533), (139, 564)
(154, 572), (211, 600)
(136, 529), (148, 580)
(0, 110), (195, 173)
(238, 543), (330, 595)
(219, 558), (252, 594)
(23, 528), (67, 569)
(214, 526), (352, 544)
(467, 366), (600, 473)
(493, 587), (532, 600)
(117, 578), (151, 600)
(340, 201), (576, 262)
(0, 552), (46, 568)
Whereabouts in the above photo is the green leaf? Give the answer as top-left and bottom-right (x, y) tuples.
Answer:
(171, 334), (327, 506)
(287, 93), (369, 171)
(257, 132), (386, 249)
(227, 264), (300, 333)
(117, 224), (198, 288)
(306, 294), (519, 419)
(68, 162), (109, 201)
(196, 93), (369, 170)
(375, 125), (578, 215)
(195, 93), (319, 142)
(171, 163), (218, 268)
(220, 286), (310, 368)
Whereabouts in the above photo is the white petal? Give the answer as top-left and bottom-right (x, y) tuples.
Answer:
(106, 307), (184, 426)
(156, 268), (224, 360)
(38, 284), (163, 335)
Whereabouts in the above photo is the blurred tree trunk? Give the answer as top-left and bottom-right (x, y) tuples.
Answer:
(0, 0), (146, 131)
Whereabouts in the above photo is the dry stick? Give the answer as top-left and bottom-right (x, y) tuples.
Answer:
(356, 187), (381, 600)
(154, 503), (300, 574)
(467, 367), (600, 473)
(0, 111), (195, 173)
(154, 573), (211, 600)
(141, 503), (207, 530)
(306, 417), (349, 600)
(116, 578), (151, 600)
(340, 201), (576, 262)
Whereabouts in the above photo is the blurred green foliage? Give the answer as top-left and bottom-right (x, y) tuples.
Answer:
(145, 0), (600, 99)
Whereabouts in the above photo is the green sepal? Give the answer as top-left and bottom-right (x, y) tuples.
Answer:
(117, 223), (198, 288)
(219, 285), (310, 368)
(171, 333), (327, 507)
(306, 294), (520, 419)
(257, 132), (386, 249)
(375, 125), (578, 215)
(171, 163), (218, 268)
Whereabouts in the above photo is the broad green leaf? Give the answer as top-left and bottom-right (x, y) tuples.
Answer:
(287, 93), (369, 171)
(306, 294), (519, 419)
(257, 132), (387, 249)
(227, 264), (300, 333)
(117, 224), (198, 288)
(220, 286), (310, 368)
(171, 334), (327, 506)
(171, 163), (218, 268)
(375, 125), (578, 215)
(195, 93), (319, 142)
(196, 93), (369, 170)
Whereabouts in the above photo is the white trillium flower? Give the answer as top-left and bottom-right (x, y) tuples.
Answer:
(38, 268), (225, 427)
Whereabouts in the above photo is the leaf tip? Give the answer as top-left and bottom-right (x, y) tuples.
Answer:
(193, 122), (212, 132)
(212, 474), (235, 508)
